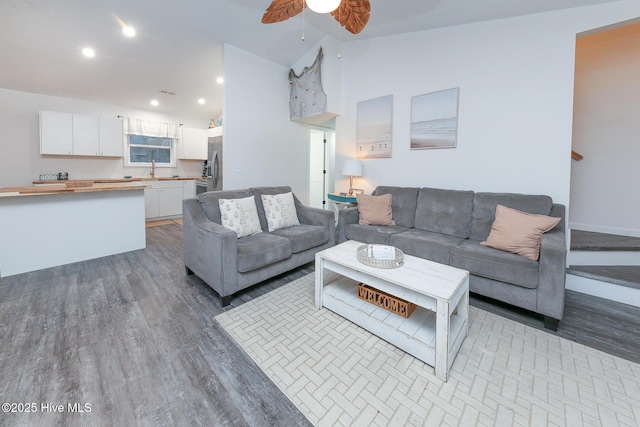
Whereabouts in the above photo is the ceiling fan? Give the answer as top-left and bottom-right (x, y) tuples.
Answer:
(261, 0), (371, 35)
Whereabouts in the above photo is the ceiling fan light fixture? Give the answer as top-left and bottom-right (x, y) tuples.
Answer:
(306, 0), (341, 14)
(261, 0), (369, 35)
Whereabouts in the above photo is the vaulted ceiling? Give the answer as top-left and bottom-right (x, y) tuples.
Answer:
(0, 0), (621, 122)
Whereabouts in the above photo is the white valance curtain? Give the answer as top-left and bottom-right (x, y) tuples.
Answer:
(123, 117), (180, 139)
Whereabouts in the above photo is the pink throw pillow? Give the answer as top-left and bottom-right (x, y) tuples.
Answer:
(481, 204), (560, 260)
(356, 194), (396, 226)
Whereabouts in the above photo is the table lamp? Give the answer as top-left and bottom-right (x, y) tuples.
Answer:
(342, 159), (363, 196)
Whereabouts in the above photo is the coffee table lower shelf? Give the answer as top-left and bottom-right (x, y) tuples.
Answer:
(322, 276), (467, 371)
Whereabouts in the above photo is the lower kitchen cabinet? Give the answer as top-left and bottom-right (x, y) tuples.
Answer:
(142, 180), (193, 220)
(183, 179), (196, 199)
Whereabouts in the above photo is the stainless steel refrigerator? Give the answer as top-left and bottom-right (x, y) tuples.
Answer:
(207, 135), (223, 191)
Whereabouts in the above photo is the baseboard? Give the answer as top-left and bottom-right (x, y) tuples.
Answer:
(566, 273), (640, 308)
(568, 251), (640, 266)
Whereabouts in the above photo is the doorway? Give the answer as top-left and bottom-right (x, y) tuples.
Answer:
(308, 129), (333, 209)
(570, 21), (640, 237)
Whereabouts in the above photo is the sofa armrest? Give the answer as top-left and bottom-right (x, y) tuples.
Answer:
(182, 199), (240, 297)
(536, 204), (567, 320)
(337, 206), (360, 243)
(296, 205), (336, 245)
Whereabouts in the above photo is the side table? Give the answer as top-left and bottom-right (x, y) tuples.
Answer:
(327, 193), (357, 224)
(327, 193), (357, 207)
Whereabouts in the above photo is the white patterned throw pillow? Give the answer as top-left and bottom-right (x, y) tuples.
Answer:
(218, 196), (262, 238)
(261, 192), (300, 232)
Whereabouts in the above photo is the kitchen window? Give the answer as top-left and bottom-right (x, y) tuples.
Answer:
(126, 134), (176, 167)
(122, 117), (180, 167)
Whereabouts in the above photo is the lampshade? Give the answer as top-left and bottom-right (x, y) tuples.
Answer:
(306, 0), (341, 14)
(342, 159), (362, 177)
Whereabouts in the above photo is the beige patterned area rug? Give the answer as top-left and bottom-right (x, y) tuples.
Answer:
(215, 273), (640, 426)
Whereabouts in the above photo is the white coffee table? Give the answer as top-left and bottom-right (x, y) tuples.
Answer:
(315, 240), (469, 382)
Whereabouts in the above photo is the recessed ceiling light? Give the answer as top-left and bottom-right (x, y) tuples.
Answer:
(82, 47), (95, 58)
(216, 77), (224, 84)
(197, 98), (206, 105)
(122, 25), (136, 37)
(150, 100), (159, 106)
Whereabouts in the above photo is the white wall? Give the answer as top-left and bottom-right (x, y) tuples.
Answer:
(0, 88), (210, 187)
(334, 1), (640, 208)
(570, 22), (640, 237)
(222, 44), (311, 201)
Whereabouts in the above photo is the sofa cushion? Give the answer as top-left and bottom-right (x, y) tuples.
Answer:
(372, 186), (419, 228)
(356, 194), (395, 226)
(390, 230), (465, 265)
(272, 224), (329, 253)
(482, 205), (561, 260)
(236, 233), (292, 273)
(470, 192), (553, 241)
(198, 189), (255, 224)
(250, 186), (298, 232)
(261, 192), (300, 231)
(414, 187), (474, 238)
(450, 240), (539, 289)
(345, 224), (410, 246)
(219, 196), (262, 238)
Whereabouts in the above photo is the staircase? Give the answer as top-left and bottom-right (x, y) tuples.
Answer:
(566, 230), (640, 307)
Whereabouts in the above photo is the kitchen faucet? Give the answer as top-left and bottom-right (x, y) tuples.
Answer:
(150, 160), (156, 178)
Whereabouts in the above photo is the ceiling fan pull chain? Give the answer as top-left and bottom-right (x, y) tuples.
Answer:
(338, 5), (342, 59)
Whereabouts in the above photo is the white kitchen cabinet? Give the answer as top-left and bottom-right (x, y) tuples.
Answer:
(39, 110), (123, 157)
(72, 114), (100, 156)
(142, 180), (188, 220)
(179, 127), (207, 160)
(159, 187), (184, 217)
(98, 117), (124, 157)
(40, 111), (73, 155)
(183, 179), (196, 199)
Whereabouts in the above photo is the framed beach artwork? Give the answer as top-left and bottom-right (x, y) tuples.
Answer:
(410, 87), (459, 149)
(356, 95), (393, 159)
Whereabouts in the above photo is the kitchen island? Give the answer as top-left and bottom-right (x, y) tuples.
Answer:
(32, 177), (202, 221)
(0, 182), (147, 277)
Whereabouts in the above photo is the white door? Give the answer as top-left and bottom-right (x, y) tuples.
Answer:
(309, 130), (326, 209)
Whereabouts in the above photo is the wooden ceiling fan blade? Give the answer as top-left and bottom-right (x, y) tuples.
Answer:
(262, 0), (305, 24)
(331, 0), (370, 34)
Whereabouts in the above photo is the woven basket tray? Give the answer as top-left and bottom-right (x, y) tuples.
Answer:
(357, 244), (404, 269)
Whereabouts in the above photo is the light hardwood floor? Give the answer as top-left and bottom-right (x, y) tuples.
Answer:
(1, 222), (639, 426)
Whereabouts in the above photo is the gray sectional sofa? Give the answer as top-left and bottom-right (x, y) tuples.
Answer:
(183, 186), (335, 306)
(337, 186), (567, 330)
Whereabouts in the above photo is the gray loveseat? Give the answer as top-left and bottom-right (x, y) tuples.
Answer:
(337, 186), (566, 330)
(183, 186), (335, 306)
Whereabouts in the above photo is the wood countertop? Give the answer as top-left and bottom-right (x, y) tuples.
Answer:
(32, 176), (203, 184)
(0, 182), (149, 198)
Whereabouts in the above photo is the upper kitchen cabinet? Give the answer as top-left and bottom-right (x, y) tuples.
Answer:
(98, 117), (124, 157)
(40, 111), (73, 155)
(39, 111), (123, 157)
(179, 127), (207, 160)
(72, 114), (99, 156)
